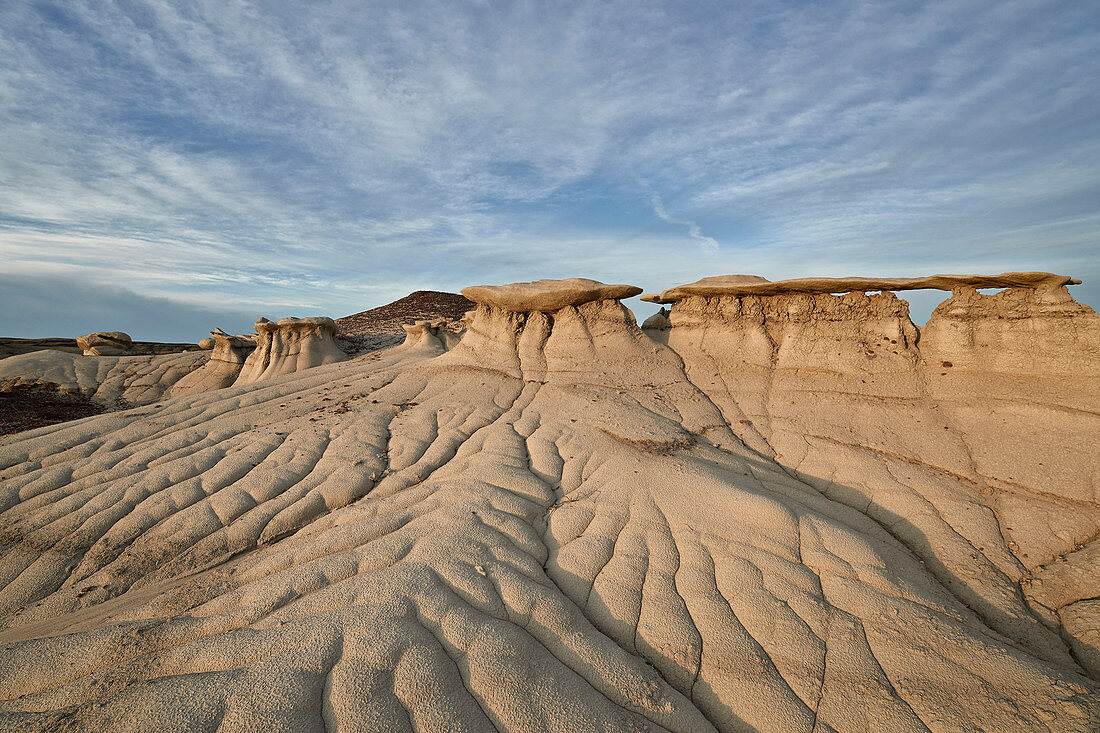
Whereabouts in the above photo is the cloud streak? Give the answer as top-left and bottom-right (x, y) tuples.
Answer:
(1, 0), (1097, 338)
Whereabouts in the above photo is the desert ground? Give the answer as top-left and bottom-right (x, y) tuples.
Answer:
(0, 274), (1097, 732)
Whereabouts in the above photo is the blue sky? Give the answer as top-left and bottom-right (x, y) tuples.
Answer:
(1, 0), (1097, 341)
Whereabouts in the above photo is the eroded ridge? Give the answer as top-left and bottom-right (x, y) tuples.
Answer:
(0, 281), (1096, 732)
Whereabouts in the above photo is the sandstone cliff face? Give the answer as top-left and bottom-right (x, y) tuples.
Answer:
(662, 281), (1100, 679)
(920, 285), (1100, 504)
(234, 316), (346, 385)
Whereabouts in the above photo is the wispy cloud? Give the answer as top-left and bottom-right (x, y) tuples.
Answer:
(1, 0), (1097, 338)
(647, 190), (719, 252)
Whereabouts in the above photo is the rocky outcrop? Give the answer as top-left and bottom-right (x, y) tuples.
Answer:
(655, 273), (1100, 679)
(0, 276), (1096, 732)
(234, 316), (346, 385)
(919, 284), (1099, 503)
(641, 307), (671, 344)
(76, 331), (133, 356)
(0, 317), (351, 409)
(400, 319), (464, 351)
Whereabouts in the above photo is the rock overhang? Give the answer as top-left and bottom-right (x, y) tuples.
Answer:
(642, 272), (1081, 304)
(462, 278), (643, 313)
(254, 316), (338, 333)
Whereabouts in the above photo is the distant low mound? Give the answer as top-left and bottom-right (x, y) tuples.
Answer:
(335, 290), (474, 354)
(337, 290), (474, 336)
(0, 337), (196, 359)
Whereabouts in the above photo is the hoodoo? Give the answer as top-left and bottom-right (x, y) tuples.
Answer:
(0, 276), (1096, 732)
(234, 316), (346, 385)
(399, 319), (464, 351)
(0, 347), (207, 407)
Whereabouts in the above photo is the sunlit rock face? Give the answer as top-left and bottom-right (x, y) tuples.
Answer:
(76, 331), (133, 356)
(658, 274), (1100, 684)
(920, 284), (1100, 504)
(234, 316), (346, 385)
(642, 271), (1081, 302)
(0, 277), (1096, 732)
(462, 277), (642, 312)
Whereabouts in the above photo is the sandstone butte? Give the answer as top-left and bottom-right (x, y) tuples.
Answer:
(0, 273), (1097, 732)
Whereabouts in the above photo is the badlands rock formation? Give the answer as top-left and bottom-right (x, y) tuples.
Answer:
(401, 320), (465, 351)
(0, 277), (1096, 732)
(336, 290), (475, 356)
(75, 331), (133, 356)
(641, 307), (672, 345)
(0, 317), (349, 413)
(235, 317), (346, 385)
(642, 271), (1081, 302)
(167, 329), (257, 399)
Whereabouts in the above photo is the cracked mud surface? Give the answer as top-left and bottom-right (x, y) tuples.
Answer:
(0, 292), (1097, 732)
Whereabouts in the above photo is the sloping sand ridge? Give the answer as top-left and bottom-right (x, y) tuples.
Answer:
(0, 274), (1097, 731)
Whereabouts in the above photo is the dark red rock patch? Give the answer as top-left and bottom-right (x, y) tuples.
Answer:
(0, 384), (106, 436)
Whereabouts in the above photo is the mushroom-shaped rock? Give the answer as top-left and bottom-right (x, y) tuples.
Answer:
(76, 331), (133, 356)
(643, 272), (1080, 303)
(234, 316), (345, 385)
(462, 278), (642, 313)
(402, 320), (442, 349)
(401, 319), (465, 351)
(197, 337), (216, 350)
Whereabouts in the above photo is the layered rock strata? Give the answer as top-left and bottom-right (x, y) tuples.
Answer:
(462, 277), (642, 312)
(0, 278), (1095, 731)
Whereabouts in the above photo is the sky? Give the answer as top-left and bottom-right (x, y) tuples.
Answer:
(1, 0), (1097, 341)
